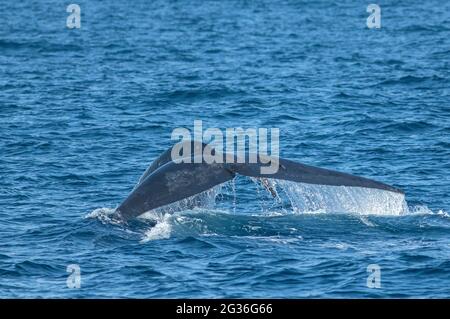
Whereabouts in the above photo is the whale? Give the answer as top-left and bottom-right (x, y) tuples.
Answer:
(115, 141), (403, 221)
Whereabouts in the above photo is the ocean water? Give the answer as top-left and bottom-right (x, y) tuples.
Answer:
(1, 0), (449, 298)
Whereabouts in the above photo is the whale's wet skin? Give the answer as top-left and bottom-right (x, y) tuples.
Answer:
(1, 0), (449, 297)
(114, 141), (405, 221)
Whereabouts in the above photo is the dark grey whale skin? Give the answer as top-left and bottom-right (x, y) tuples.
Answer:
(116, 142), (403, 221)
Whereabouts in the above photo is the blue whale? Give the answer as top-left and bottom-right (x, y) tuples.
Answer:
(116, 141), (403, 220)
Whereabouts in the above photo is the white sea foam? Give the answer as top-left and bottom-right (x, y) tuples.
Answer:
(135, 184), (226, 241)
(140, 212), (173, 242)
(405, 205), (449, 218)
(85, 207), (122, 225)
(85, 207), (116, 218)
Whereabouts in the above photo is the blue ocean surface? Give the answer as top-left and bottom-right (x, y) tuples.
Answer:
(1, 0), (449, 298)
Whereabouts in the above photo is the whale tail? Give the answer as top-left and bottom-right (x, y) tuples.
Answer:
(116, 142), (403, 220)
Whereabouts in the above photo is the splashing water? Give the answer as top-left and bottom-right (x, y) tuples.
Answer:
(87, 177), (416, 242)
(140, 211), (173, 242)
(143, 183), (224, 215)
(85, 207), (121, 225)
(275, 180), (409, 216)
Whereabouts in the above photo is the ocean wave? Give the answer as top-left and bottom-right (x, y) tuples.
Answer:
(0, 39), (83, 52)
(377, 75), (445, 86)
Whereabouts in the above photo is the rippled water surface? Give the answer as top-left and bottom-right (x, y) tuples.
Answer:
(1, 0), (449, 298)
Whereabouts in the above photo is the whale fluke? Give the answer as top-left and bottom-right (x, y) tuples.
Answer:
(117, 160), (235, 220)
(116, 142), (403, 220)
